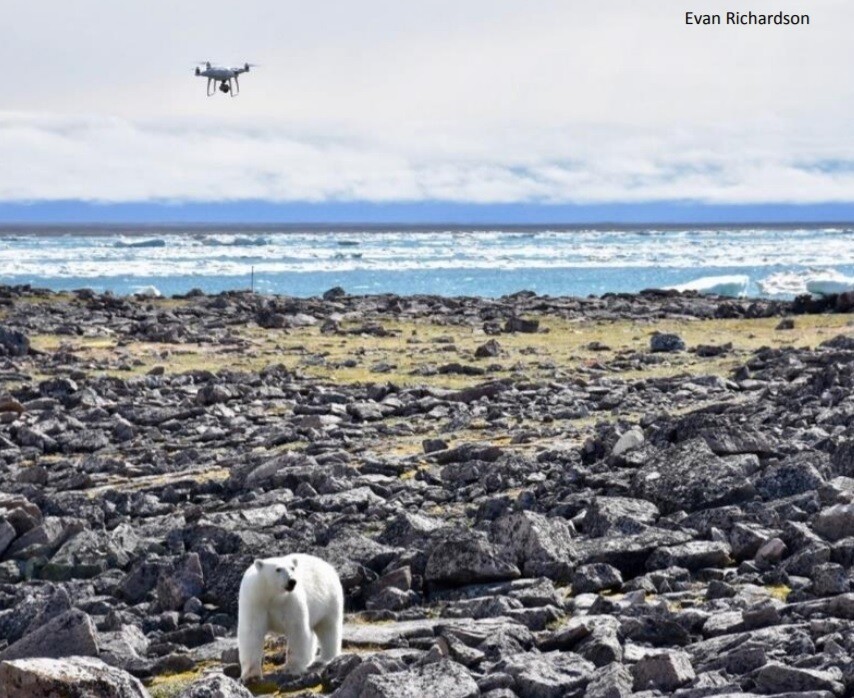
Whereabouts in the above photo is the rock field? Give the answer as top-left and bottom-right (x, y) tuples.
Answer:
(0, 284), (852, 697)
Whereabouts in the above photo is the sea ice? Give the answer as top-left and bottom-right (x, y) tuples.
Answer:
(133, 285), (162, 298)
(665, 275), (749, 297)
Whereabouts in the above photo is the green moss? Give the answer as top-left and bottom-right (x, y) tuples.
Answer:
(766, 583), (791, 601)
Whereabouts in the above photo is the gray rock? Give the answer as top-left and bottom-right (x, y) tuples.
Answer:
(539, 615), (623, 667)
(475, 339), (502, 358)
(360, 659), (479, 698)
(157, 553), (205, 611)
(0, 519), (16, 557)
(687, 624), (814, 673)
(330, 654), (406, 698)
(6, 516), (83, 559)
(812, 563), (850, 596)
(379, 512), (444, 548)
(0, 609), (99, 661)
(504, 317), (539, 333)
(631, 439), (755, 515)
(646, 541), (732, 571)
(99, 624), (149, 670)
(650, 333), (685, 352)
(491, 511), (576, 581)
(753, 661), (844, 695)
(175, 673), (253, 697)
(0, 327), (29, 357)
(425, 530), (520, 586)
(423, 438), (448, 453)
(813, 504), (854, 541)
(575, 528), (693, 575)
(0, 585), (71, 645)
(631, 650), (695, 691)
(365, 587), (417, 612)
(116, 559), (173, 605)
(0, 656), (147, 698)
(754, 537), (788, 568)
(585, 662), (633, 698)
(611, 428), (644, 456)
(729, 522), (777, 560)
(496, 651), (594, 698)
(571, 563), (622, 594)
(42, 525), (139, 581)
(755, 455), (826, 500)
(581, 497), (659, 537)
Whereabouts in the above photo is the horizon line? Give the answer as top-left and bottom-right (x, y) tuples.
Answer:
(2, 200), (854, 226)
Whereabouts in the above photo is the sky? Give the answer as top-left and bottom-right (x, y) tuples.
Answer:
(2, 0), (854, 222)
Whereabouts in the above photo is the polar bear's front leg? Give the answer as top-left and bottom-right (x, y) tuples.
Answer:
(282, 605), (315, 673)
(238, 614), (267, 683)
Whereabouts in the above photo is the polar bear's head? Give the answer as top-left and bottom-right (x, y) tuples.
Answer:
(254, 557), (299, 593)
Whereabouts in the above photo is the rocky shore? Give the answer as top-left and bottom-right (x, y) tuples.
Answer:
(0, 284), (853, 697)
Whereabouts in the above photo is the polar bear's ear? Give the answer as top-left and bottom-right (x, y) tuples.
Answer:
(254, 559), (265, 571)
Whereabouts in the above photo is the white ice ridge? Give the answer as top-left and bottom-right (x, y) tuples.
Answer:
(758, 269), (854, 297)
(806, 271), (854, 297)
(665, 275), (749, 297)
(133, 285), (162, 298)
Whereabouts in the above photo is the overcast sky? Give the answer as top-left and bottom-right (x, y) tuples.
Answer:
(2, 0), (853, 209)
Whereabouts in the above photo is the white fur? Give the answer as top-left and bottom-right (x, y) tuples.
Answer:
(237, 553), (344, 682)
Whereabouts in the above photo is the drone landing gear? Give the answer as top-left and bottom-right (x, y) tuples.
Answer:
(205, 76), (240, 97)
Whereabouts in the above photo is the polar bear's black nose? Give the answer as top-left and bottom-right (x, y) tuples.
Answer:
(286, 579), (296, 591)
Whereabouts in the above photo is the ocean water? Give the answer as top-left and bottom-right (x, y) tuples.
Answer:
(1, 225), (853, 299)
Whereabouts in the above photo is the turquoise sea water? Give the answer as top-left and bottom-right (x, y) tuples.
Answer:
(1, 225), (852, 298)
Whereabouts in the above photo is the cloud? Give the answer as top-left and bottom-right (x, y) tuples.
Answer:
(3, 111), (854, 204)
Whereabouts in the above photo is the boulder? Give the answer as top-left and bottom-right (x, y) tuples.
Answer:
(0, 656), (147, 698)
(491, 511), (576, 581)
(631, 439), (755, 514)
(495, 651), (594, 698)
(647, 541), (732, 571)
(0, 327), (29, 357)
(585, 662), (633, 698)
(813, 504), (854, 541)
(360, 659), (478, 698)
(570, 563), (622, 594)
(753, 661), (844, 695)
(755, 454), (826, 500)
(631, 651), (696, 692)
(650, 333), (685, 353)
(611, 428), (644, 457)
(581, 497), (659, 537)
(425, 530), (520, 586)
(504, 317), (539, 334)
(157, 553), (205, 611)
(0, 610), (99, 661)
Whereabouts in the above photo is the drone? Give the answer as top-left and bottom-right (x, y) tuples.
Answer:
(194, 62), (257, 96)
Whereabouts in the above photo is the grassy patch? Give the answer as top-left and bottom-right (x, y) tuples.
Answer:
(21, 312), (853, 390)
(146, 666), (209, 698)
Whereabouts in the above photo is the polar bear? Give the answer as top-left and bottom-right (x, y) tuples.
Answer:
(238, 553), (344, 682)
